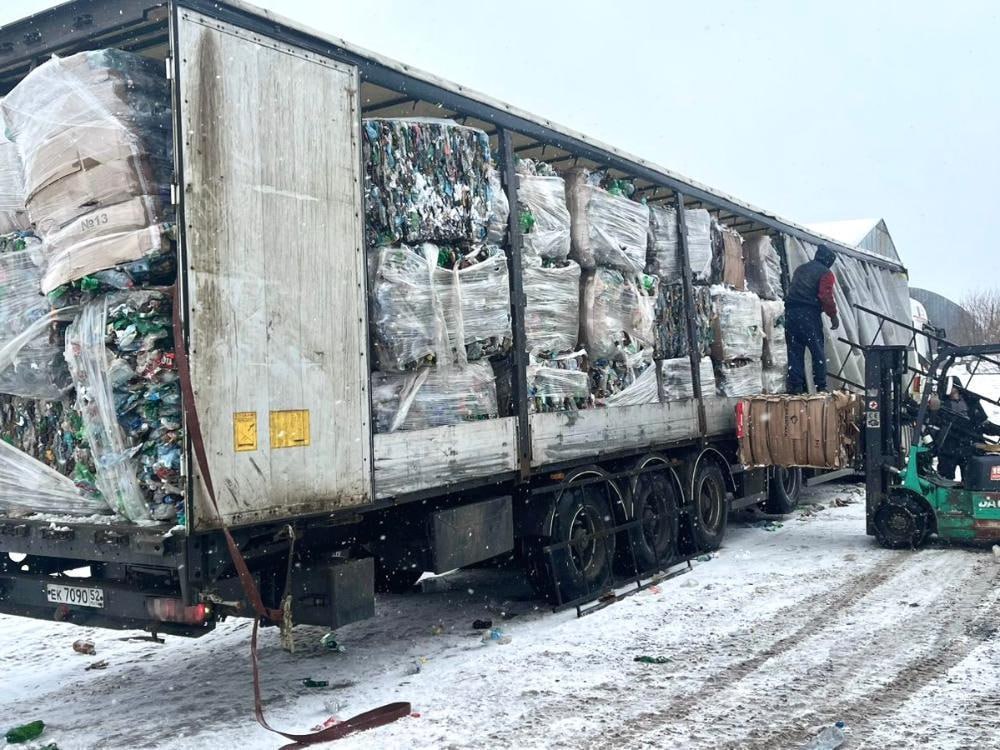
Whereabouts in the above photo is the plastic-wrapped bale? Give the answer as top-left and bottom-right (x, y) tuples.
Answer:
(516, 158), (571, 262)
(604, 350), (661, 407)
(64, 290), (183, 523)
(711, 222), (745, 290)
(661, 357), (717, 401)
(1, 50), (174, 292)
(0, 232), (76, 399)
(0, 394), (106, 515)
(526, 350), (591, 412)
(685, 208), (713, 283)
(368, 244), (444, 371)
(368, 244), (512, 370)
(716, 359), (763, 398)
(745, 235), (783, 300)
(710, 285), (764, 362)
(436, 245), (512, 362)
(564, 168), (649, 273)
(362, 118), (496, 247)
(761, 300), (787, 394)
(0, 437), (107, 517)
(580, 268), (657, 361)
(653, 282), (713, 360)
(591, 349), (655, 406)
(0, 125), (29, 234)
(371, 361), (498, 433)
(646, 204), (677, 279)
(523, 259), (580, 354)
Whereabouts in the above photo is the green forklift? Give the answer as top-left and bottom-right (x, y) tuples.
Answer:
(864, 343), (1000, 548)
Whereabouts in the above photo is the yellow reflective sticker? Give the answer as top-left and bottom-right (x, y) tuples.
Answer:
(270, 409), (311, 449)
(234, 412), (258, 452)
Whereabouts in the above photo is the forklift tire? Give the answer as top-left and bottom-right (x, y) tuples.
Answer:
(874, 493), (933, 550)
(691, 461), (728, 552)
(765, 467), (803, 515)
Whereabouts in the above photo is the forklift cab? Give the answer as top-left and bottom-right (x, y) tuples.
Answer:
(864, 344), (1000, 548)
(929, 374), (1000, 489)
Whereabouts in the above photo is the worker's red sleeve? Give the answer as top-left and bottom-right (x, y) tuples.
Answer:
(818, 271), (838, 318)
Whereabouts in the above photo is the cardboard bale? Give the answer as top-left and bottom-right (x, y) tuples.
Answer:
(711, 223), (745, 290)
(738, 392), (860, 469)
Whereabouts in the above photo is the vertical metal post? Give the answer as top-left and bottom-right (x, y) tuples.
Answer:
(498, 129), (532, 477)
(675, 191), (708, 437)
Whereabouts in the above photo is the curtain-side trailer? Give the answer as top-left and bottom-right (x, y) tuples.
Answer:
(0, 0), (910, 635)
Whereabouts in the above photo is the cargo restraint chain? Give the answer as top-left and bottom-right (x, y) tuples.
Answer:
(170, 287), (411, 744)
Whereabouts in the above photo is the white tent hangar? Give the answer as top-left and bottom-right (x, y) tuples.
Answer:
(806, 218), (901, 264)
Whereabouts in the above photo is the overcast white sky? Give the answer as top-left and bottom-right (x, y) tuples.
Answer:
(2, 0), (997, 301)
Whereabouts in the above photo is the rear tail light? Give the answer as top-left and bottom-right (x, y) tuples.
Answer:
(913, 374), (922, 394)
(146, 598), (209, 625)
(735, 400), (746, 439)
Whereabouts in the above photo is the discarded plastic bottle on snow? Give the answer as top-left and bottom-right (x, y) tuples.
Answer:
(5, 719), (45, 743)
(802, 721), (846, 750)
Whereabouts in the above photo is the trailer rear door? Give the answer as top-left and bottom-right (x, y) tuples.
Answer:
(174, 10), (372, 529)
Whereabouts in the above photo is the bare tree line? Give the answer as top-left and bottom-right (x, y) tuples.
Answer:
(957, 288), (1000, 344)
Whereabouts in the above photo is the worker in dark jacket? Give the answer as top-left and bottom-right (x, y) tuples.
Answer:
(934, 377), (1000, 479)
(785, 244), (839, 394)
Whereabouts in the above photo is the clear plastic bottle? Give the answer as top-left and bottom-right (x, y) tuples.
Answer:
(803, 721), (846, 750)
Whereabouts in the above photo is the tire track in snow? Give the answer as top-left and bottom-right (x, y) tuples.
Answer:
(497, 553), (909, 748)
(734, 557), (1000, 750)
(602, 551), (997, 750)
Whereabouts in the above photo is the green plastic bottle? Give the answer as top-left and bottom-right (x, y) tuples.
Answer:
(5, 719), (45, 743)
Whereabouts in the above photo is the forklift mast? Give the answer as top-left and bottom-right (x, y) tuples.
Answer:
(863, 346), (908, 536)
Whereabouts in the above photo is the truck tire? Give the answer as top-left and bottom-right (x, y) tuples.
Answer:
(691, 460), (728, 552)
(627, 461), (679, 573)
(874, 492), (933, 549)
(527, 468), (617, 604)
(765, 466), (803, 515)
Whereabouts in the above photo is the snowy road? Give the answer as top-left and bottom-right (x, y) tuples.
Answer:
(2, 484), (998, 750)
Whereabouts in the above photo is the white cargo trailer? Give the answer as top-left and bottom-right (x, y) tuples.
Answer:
(0, 0), (911, 633)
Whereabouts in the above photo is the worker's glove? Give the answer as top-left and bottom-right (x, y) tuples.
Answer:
(830, 314), (840, 331)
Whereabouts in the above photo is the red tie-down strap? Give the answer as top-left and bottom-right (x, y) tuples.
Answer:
(171, 286), (411, 745)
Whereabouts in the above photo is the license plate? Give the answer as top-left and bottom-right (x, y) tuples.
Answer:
(46, 583), (104, 609)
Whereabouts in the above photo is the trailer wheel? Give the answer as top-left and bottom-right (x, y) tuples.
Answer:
(627, 461), (679, 573)
(874, 492), (933, 550)
(765, 466), (803, 514)
(528, 468), (617, 604)
(691, 460), (728, 552)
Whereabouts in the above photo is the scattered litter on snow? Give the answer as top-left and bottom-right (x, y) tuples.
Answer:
(301, 678), (329, 689)
(320, 633), (346, 653)
(801, 720), (847, 749)
(634, 655), (671, 664)
(72, 639), (95, 655)
(751, 520), (785, 531)
(85, 659), (109, 671)
(472, 619), (492, 630)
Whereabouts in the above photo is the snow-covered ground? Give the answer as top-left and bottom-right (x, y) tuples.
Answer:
(2, 483), (999, 750)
